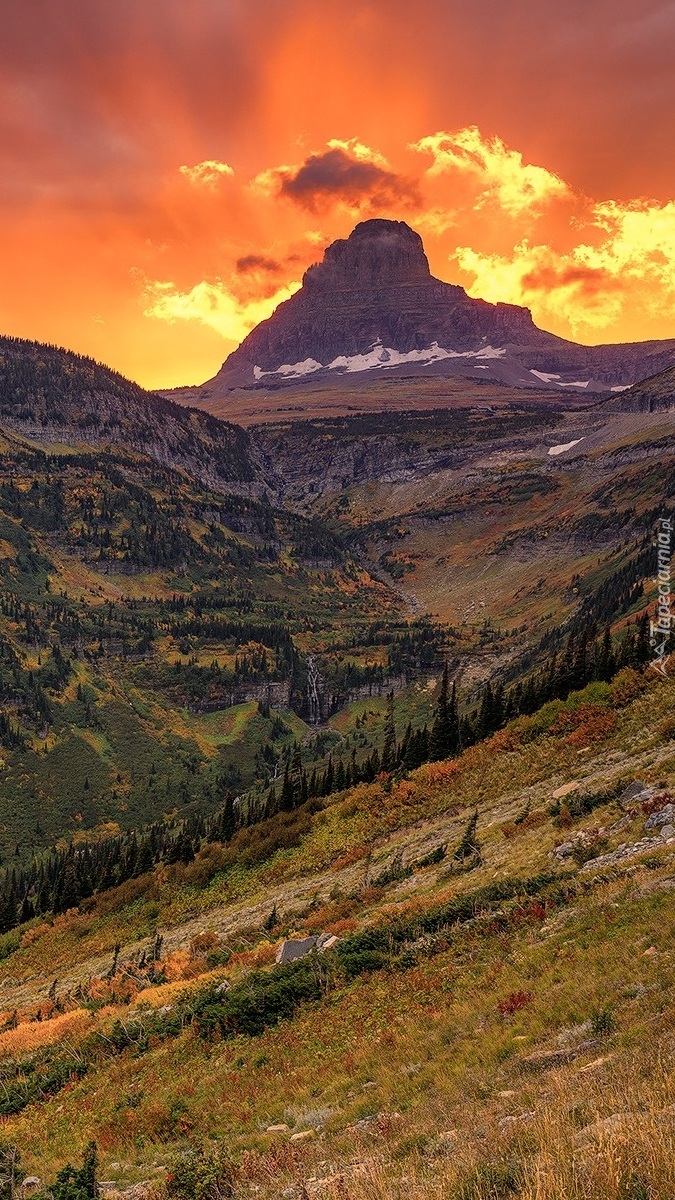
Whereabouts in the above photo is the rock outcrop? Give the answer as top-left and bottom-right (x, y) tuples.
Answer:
(602, 363), (675, 412)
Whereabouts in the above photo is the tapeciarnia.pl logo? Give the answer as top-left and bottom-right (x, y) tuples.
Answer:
(651, 516), (672, 678)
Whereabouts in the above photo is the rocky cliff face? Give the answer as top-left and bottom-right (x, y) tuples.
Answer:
(602, 363), (675, 412)
(201, 219), (675, 397)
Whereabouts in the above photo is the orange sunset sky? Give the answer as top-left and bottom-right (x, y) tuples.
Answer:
(1, 0), (675, 390)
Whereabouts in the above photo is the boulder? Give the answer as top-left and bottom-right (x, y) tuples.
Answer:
(275, 932), (338, 965)
(645, 803), (675, 830)
(619, 780), (654, 808)
(498, 1112), (535, 1132)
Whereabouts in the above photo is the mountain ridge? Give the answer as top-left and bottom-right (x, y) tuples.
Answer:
(0, 334), (257, 492)
(189, 219), (675, 401)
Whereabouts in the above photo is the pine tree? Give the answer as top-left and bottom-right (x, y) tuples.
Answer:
(381, 692), (397, 772)
(453, 810), (481, 865)
(264, 903), (278, 932)
(429, 666), (459, 761)
(280, 762), (295, 811)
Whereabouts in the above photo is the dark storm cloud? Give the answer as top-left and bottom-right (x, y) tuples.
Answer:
(279, 148), (420, 212)
(235, 254), (283, 274)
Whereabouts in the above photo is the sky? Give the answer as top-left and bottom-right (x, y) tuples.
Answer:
(1, 0), (675, 390)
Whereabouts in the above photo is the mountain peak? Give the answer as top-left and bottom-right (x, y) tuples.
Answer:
(303, 218), (432, 291)
(197, 220), (675, 397)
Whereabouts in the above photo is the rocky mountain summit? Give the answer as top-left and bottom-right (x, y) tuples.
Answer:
(198, 219), (675, 396)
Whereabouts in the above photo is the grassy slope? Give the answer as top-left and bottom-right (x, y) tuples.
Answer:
(0, 431), (412, 857)
(265, 407), (675, 631)
(1, 667), (674, 1198)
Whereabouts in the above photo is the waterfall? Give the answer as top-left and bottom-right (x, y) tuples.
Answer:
(307, 655), (321, 724)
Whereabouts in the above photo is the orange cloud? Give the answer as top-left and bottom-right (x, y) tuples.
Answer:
(453, 198), (675, 339)
(179, 160), (234, 186)
(142, 276), (302, 344)
(412, 127), (571, 217)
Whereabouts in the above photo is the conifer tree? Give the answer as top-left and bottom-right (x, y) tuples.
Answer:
(429, 666), (459, 761)
(453, 809), (481, 865)
(381, 692), (397, 771)
(280, 762), (295, 812)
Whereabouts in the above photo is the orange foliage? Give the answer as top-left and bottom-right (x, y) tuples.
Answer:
(568, 709), (617, 746)
(0, 1008), (93, 1059)
(330, 845), (371, 872)
(300, 898), (359, 933)
(609, 667), (649, 707)
(419, 760), (462, 787)
(323, 917), (360, 936)
(552, 703), (617, 745)
(488, 726), (522, 753)
(228, 942), (277, 972)
(189, 930), (222, 958)
(20, 921), (53, 947)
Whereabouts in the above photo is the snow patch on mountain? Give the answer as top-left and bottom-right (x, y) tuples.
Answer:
(253, 359), (322, 381)
(548, 438), (584, 456)
(530, 369), (562, 383)
(254, 340), (507, 381)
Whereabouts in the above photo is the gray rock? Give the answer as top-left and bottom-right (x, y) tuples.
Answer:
(275, 932), (338, 965)
(645, 803), (675, 830)
(619, 780), (654, 808)
(498, 1112), (535, 1132)
(580, 836), (663, 872)
(660, 825), (675, 840)
(520, 1039), (599, 1072)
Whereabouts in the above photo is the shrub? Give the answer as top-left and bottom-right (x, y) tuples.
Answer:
(189, 957), (333, 1040)
(52, 1141), (98, 1200)
(497, 990), (534, 1016)
(458, 1159), (525, 1199)
(165, 1145), (234, 1200)
(657, 715), (675, 742)
(591, 1005), (616, 1037)
(417, 844), (447, 867)
(370, 852), (413, 889)
(609, 668), (648, 706)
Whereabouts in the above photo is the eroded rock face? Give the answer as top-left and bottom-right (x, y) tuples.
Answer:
(203, 219), (675, 393)
(306, 219), (434, 291)
(603, 363), (675, 412)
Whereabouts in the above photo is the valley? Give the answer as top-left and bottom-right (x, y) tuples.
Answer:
(0, 231), (674, 1200)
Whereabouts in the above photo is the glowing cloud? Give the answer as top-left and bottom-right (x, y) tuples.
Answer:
(179, 160), (235, 186)
(412, 127), (571, 216)
(454, 198), (675, 336)
(143, 277), (301, 344)
(326, 138), (390, 169)
(454, 242), (625, 334)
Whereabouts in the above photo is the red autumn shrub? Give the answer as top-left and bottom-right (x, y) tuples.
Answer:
(497, 990), (535, 1015)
